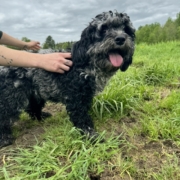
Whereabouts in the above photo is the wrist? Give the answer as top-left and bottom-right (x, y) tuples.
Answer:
(33, 54), (45, 69)
(22, 42), (28, 50)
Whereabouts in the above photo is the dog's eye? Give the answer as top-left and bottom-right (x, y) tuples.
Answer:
(100, 24), (108, 34)
(131, 33), (135, 39)
(124, 26), (135, 39)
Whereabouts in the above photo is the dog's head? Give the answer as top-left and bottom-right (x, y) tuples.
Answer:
(72, 11), (135, 72)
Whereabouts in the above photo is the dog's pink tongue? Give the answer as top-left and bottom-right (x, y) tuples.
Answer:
(109, 53), (123, 67)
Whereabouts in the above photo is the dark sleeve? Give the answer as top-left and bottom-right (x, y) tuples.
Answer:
(0, 31), (3, 39)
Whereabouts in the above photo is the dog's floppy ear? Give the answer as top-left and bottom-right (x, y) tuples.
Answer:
(71, 40), (89, 66)
(123, 13), (136, 41)
(72, 25), (96, 66)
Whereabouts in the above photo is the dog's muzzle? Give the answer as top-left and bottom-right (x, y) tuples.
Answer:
(115, 35), (126, 46)
(108, 35), (127, 68)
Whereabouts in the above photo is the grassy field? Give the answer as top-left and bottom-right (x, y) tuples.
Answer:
(0, 41), (180, 180)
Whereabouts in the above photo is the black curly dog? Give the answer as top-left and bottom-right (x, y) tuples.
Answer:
(0, 11), (135, 148)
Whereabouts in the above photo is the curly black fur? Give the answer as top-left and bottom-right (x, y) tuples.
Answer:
(0, 11), (135, 147)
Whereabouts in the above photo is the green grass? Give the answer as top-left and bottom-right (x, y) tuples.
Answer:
(1, 41), (180, 179)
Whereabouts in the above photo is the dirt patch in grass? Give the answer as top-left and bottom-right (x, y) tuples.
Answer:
(98, 115), (180, 179)
(0, 103), (63, 167)
(0, 103), (180, 179)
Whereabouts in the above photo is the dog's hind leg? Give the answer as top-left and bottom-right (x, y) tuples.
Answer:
(0, 123), (14, 148)
(25, 96), (51, 120)
(0, 106), (20, 148)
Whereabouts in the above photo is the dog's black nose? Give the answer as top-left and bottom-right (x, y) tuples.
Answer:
(115, 35), (126, 45)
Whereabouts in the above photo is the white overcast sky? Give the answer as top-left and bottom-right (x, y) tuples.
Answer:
(0, 0), (180, 44)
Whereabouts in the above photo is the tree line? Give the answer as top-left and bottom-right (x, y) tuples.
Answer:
(136, 12), (180, 44)
(18, 35), (74, 51)
(42, 35), (74, 50)
(42, 12), (180, 47)
(10, 11), (180, 50)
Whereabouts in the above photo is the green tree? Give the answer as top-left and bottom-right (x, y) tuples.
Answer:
(175, 13), (180, 40)
(21, 37), (30, 42)
(175, 13), (180, 26)
(43, 35), (55, 49)
(55, 41), (74, 51)
(135, 12), (180, 44)
(163, 18), (177, 41)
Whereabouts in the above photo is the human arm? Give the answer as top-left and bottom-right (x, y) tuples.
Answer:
(0, 45), (72, 73)
(0, 31), (40, 50)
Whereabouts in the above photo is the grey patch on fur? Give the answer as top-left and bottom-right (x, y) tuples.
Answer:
(14, 80), (21, 88)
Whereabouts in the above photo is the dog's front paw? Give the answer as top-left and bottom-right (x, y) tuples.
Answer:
(82, 127), (105, 143)
(40, 112), (52, 119)
(30, 111), (52, 121)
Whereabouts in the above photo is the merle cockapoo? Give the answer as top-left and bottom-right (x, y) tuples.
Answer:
(0, 11), (135, 148)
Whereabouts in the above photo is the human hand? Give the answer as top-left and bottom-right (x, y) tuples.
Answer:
(25, 41), (41, 51)
(38, 52), (73, 73)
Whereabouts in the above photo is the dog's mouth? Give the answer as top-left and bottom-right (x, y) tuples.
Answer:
(108, 51), (124, 67)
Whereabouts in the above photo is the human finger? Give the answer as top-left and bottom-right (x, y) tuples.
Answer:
(33, 41), (40, 46)
(32, 45), (41, 50)
(35, 44), (41, 48)
(60, 64), (70, 71)
(31, 47), (39, 51)
(64, 60), (73, 66)
(56, 69), (65, 74)
(60, 53), (72, 58)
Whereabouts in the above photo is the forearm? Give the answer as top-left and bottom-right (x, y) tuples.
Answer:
(0, 32), (27, 49)
(0, 45), (72, 73)
(0, 45), (40, 67)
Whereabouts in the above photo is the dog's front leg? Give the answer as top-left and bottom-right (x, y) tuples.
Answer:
(66, 93), (94, 130)
(66, 101), (100, 141)
(64, 79), (99, 141)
